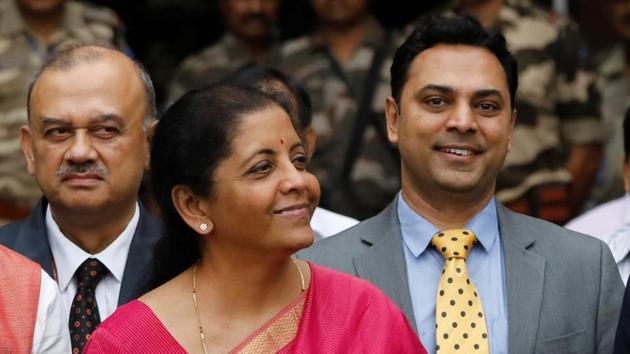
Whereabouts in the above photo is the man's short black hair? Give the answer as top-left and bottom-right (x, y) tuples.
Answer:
(390, 15), (518, 108)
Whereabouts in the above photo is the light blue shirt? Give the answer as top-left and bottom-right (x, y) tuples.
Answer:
(398, 194), (508, 354)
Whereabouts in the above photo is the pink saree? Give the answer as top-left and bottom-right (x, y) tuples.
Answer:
(85, 263), (426, 353)
(0, 245), (41, 354)
(280, 264), (425, 353)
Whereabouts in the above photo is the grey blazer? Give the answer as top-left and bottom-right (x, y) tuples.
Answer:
(0, 199), (163, 305)
(299, 197), (624, 354)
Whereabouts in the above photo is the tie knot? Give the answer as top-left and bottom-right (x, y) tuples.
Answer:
(431, 229), (477, 260)
(75, 258), (108, 289)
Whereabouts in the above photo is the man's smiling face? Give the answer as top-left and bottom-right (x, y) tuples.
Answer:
(386, 44), (516, 200)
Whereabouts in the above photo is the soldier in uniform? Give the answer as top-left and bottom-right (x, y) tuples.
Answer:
(442, 0), (603, 224)
(587, 0), (630, 206)
(167, 0), (280, 104)
(0, 0), (128, 223)
(275, 0), (399, 220)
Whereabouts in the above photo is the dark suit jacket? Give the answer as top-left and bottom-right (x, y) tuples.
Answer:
(0, 199), (163, 305)
(614, 277), (630, 354)
(299, 197), (625, 354)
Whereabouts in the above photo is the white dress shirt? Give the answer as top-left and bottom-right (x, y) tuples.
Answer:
(311, 207), (359, 241)
(46, 203), (140, 321)
(566, 194), (630, 284)
(31, 269), (71, 353)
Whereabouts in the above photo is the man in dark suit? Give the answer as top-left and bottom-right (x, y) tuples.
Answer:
(300, 15), (624, 353)
(0, 44), (162, 352)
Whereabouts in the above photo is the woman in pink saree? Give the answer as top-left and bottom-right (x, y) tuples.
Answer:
(85, 74), (425, 353)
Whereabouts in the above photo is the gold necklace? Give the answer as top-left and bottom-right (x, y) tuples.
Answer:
(192, 258), (306, 354)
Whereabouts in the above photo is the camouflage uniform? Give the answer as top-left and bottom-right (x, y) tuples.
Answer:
(167, 33), (279, 105)
(275, 18), (399, 219)
(588, 45), (629, 205)
(0, 0), (128, 209)
(486, 2), (603, 204)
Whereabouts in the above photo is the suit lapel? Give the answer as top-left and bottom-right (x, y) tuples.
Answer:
(497, 204), (545, 354)
(11, 200), (162, 306)
(353, 198), (417, 331)
(117, 205), (162, 305)
(12, 199), (55, 277)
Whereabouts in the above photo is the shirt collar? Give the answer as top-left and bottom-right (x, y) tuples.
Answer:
(623, 193), (630, 225)
(606, 194), (630, 263)
(46, 203), (140, 292)
(398, 192), (500, 258)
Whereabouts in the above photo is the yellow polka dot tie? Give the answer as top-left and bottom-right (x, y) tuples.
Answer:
(432, 229), (489, 353)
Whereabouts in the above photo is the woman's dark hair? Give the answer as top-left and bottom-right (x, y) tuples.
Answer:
(391, 15), (518, 108)
(149, 81), (288, 288)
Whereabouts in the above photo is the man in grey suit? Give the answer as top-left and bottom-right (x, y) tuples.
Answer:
(0, 44), (162, 352)
(300, 15), (624, 353)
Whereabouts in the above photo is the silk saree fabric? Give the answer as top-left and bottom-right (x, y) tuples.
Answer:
(85, 263), (426, 353)
(0, 244), (41, 354)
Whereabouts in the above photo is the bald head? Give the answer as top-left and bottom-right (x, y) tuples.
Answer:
(27, 45), (156, 128)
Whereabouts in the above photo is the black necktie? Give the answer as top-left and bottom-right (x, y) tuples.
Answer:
(69, 258), (108, 353)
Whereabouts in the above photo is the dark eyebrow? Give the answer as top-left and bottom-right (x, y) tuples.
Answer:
(40, 117), (68, 127)
(40, 114), (125, 128)
(94, 113), (125, 126)
(415, 85), (505, 104)
(240, 141), (306, 170)
(241, 148), (275, 170)
(472, 89), (504, 102)
(416, 84), (454, 97)
(289, 141), (306, 153)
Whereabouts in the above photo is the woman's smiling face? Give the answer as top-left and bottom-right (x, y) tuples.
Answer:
(202, 104), (320, 254)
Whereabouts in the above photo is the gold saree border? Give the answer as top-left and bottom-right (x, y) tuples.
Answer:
(230, 291), (307, 354)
